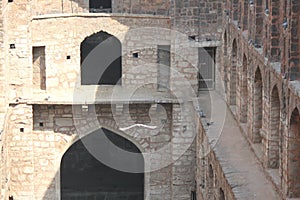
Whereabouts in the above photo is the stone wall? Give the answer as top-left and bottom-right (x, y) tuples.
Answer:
(2, 102), (197, 200)
(172, 0), (223, 41)
(222, 0), (300, 198)
(0, 0), (225, 199)
(195, 114), (235, 200)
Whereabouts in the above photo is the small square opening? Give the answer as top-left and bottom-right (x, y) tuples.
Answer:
(188, 35), (196, 41)
(39, 122), (44, 127)
(10, 44), (15, 49)
(66, 55), (71, 59)
(133, 52), (139, 58)
(20, 128), (24, 133)
(8, 0), (13, 3)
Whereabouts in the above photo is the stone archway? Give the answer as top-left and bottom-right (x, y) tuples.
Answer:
(230, 39), (237, 105)
(240, 54), (248, 123)
(89, 0), (112, 13)
(253, 67), (263, 143)
(80, 31), (122, 85)
(268, 85), (280, 168)
(60, 128), (144, 199)
(219, 188), (225, 200)
(223, 31), (228, 94)
(288, 108), (300, 197)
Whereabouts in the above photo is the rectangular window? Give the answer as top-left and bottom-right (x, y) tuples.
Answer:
(157, 45), (170, 91)
(33, 46), (46, 90)
(198, 47), (216, 90)
(89, 0), (112, 13)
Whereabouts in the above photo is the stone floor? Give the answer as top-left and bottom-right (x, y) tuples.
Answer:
(198, 91), (281, 200)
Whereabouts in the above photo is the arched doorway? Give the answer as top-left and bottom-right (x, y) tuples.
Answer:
(61, 128), (144, 199)
(230, 39), (237, 105)
(240, 54), (248, 123)
(269, 85), (280, 168)
(219, 188), (225, 200)
(81, 31), (122, 85)
(288, 108), (300, 197)
(253, 67), (263, 143)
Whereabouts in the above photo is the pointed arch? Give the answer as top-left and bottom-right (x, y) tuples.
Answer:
(230, 39), (237, 105)
(219, 188), (225, 200)
(288, 107), (300, 197)
(240, 54), (248, 123)
(60, 128), (144, 199)
(81, 31), (122, 85)
(253, 67), (263, 143)
(268, 85), (280, 168)
(208, 164), (214, 199)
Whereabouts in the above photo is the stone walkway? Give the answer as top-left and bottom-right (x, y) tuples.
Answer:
(198, 91), (281, 200)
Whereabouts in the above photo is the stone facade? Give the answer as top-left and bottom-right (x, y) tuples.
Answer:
(0, 0), (224, 199)
(219, 0), (300, 198)
(2, 0), (299, 199)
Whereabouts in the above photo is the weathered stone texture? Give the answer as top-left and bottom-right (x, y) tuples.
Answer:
(222, 0), (300, 198)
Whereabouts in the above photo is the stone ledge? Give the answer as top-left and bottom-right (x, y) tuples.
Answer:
(32, 13), (170, 21)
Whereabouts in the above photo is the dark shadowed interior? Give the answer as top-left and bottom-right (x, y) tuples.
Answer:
(61, 128), (144, 199)
(81, 31), (122, 85)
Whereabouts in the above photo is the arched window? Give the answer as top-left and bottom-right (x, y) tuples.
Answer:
(81, 31), (122, 85)
(61, 128), (144, 199)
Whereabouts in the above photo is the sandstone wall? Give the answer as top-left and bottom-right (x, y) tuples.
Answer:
(222, 0), (300, 198)
(6, 103), (175, 199)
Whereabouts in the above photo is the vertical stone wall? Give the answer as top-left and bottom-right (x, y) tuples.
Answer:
(6, 104), (34, 199)
(3, 103), (198, 200)
(221, 0), (300, 198)
(195, 114), (235, 200)
(172, 103), (196, 199)
(171, 0), (223, 41)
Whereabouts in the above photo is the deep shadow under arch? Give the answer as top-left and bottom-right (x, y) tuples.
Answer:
(81, 31), (122, 85)
(240, 54), (248, 123)
(60, 128), (144, 199)
(288, 108), (300, 197)
(269, 85), (280, 168)
(253, 67), (262, 143)
(230, 39), (237, 105)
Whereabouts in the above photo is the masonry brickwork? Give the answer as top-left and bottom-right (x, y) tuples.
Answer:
(0, 0), (299, 199)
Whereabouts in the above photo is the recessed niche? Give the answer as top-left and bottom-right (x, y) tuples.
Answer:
(133, 52), (139, 58)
